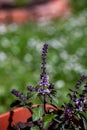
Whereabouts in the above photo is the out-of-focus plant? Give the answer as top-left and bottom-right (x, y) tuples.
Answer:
(0, 7), (87, 113)
(14, 0), (31, 7)
(71, 0), (87, 13)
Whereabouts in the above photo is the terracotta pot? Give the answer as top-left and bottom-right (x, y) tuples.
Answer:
(0, 104), (58, 130)
(0, 104), (82, 130)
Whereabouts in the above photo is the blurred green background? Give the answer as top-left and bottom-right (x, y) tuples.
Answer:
(0, 0), (87, 113)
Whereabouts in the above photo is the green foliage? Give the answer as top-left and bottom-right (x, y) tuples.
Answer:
(32, 106), (44, 121)
(79, 113), (87, 130)
(31, 126), (40, 130)
(0, 8), (87, 113)
(42, 114), (55, 129)
(14, 0), (31, 7)
(71, 0), (87, 13)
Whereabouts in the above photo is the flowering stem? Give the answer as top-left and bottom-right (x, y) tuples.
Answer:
(43, 94), (47, 114)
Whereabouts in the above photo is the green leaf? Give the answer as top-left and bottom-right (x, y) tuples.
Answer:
(31, 126), (39, 130)
(43, 113), (55, 122)
(42, 113), (55, 129)
(32, 106), (44, 121)
(80, 114), (87, 130)
(50, 95), (59, 107)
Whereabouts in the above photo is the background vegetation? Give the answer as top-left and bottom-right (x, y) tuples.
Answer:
(0, 0), (87, 113)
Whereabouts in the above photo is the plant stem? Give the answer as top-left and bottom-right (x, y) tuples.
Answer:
(43, 95), (47, 114)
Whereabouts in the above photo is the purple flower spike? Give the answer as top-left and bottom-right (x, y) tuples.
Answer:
(49, 83), (55, 89)
(75, 75), (87, 88)
(27, 86), (36, 92)
(40, 44), (48, 81)
(75, 99), (80, 105)
(76, 106), (83, 111)
(39, 88), (51, 95)
(39, 44), (49, 88)
(39, 75), (49, 87)
(11, 89), (26, 103)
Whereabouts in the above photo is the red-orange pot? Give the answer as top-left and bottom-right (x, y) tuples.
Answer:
(0, 104), (58, 130)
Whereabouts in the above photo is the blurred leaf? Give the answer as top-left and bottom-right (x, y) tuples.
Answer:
(79, 113), (87, 129)
(42, 113), (55, 129)
(32, 106), (44, 121)
(31, 126), (39, 130)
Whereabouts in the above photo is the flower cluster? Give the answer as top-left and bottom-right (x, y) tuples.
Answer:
(68, 75), (87, 101)
(60, 75), (87, 129)
(26, 44), (55, 97)
(40, 44), (48, 80)
(67, 75), (87, 112)
(11, 44), (87, 130)
(27, 86), (36, 92)
(11, 89), (26, 103)
(11, 44), (55, 106)
(38, 44), (55, 95)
